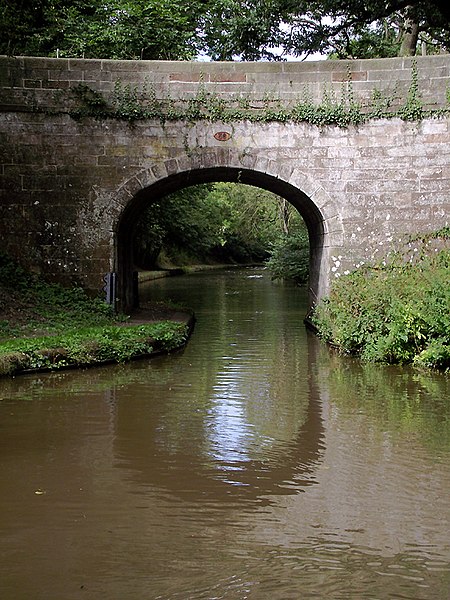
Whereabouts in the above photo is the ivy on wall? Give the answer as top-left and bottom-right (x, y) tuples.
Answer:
(46, 61), (449, 127)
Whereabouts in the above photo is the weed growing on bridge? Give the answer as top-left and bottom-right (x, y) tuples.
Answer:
(111, 79), (166, 121)
(69, 83), (109, 119)
(397, 60), (424, 121)
(50, 59), (447, 128)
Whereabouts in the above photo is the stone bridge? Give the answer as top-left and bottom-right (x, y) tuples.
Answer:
(0, 55), (449, 310)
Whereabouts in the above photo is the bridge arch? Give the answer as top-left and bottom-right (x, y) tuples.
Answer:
(1, 56), (449, 309)
(114, 150), (343, 311)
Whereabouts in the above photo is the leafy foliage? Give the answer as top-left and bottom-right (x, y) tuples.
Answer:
(266, 230), (309, 284)
(207, 183), (304, 262)
(312, 232), (450, 369)
(0, 250), (32, 294)
(132, 183), (309, 273)
(203, 0), (450, 59)
(2, 0), (449, 60)
(0, 0), (205, 59)
(133, 184), (226, 268)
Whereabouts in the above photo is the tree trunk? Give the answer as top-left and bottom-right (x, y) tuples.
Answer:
(400, 18), (419, 56)
(278, 199), (290, 234)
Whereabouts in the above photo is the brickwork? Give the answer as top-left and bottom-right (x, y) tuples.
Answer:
(1, 55), (450, 112)
(0, 56), (449, 309)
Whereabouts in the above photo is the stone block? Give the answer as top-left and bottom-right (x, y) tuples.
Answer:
(332, 70), (367, 82)
(150, 161), (168, 181)
(67, 71), (85, 83)
(169, 72), (206, 83)
(419, 177), (450, 193)
(281, 60), (334, 74)
(19, 57), (55, 71)
(211, 72), (246, 83)
(102, 59), (150, 73)
(207, 82), (251, 95)
(42, 79), (70, 90)
(82, 68), (105, 82)
(23, 79), (42, 89)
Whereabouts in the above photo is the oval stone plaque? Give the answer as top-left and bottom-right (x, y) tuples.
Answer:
(214, 131), (232, 141)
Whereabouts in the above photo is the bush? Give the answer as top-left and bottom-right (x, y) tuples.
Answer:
(266, 230), (309, 284)
(312, 246), (450, 369)
(0, 251), (31, 290)
(414, 339), (450, 370)
(0, 250), (120, 337)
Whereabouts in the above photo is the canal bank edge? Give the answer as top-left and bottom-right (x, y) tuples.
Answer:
(0, 308), (196, 378)
(137, 263), (263, 283)
(0, 263), (257, 379)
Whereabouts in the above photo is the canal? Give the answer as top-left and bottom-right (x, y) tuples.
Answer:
(0, 268), (449, 599)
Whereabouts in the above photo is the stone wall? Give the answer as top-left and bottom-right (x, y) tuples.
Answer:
(0, 56), (449, 308)
(1, 55), (450, 112)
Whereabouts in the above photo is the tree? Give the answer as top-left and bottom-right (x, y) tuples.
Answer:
(205, 1), (450, 59)
(132, 183), (308, 271)
(2, 0), (448, 62)
(133, 184), (225, 268)
(0, 0), (208, 59)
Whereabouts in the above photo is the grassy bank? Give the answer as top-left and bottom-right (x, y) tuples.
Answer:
(0, 252), (191, 377)
(312, 230), (450, 370)
(0, 321), (189, 376)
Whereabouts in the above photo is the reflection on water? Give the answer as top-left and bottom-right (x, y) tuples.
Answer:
(0, 268), (449, 599)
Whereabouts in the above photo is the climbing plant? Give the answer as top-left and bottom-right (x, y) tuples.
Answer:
(45, 60), (448, 128)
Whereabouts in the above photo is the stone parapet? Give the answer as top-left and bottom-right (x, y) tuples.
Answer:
(1, 55), (449, 113)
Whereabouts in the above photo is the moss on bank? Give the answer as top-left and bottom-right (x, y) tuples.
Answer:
(312, 230), (450, 370)
(0, 251), (193, 377)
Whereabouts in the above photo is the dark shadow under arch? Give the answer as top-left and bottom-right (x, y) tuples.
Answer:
(116, 167), (325, 312)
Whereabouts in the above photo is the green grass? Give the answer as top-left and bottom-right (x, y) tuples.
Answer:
(0, 251), (190, 376)
(0, 321), (188, 376)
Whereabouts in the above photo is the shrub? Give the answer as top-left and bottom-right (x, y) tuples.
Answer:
(312, 245), (450, 369)
(414, 339), (450, 370)
(266, 231), (309, 284)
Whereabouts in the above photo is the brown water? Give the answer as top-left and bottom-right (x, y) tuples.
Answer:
(0, 268), (449, 599)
